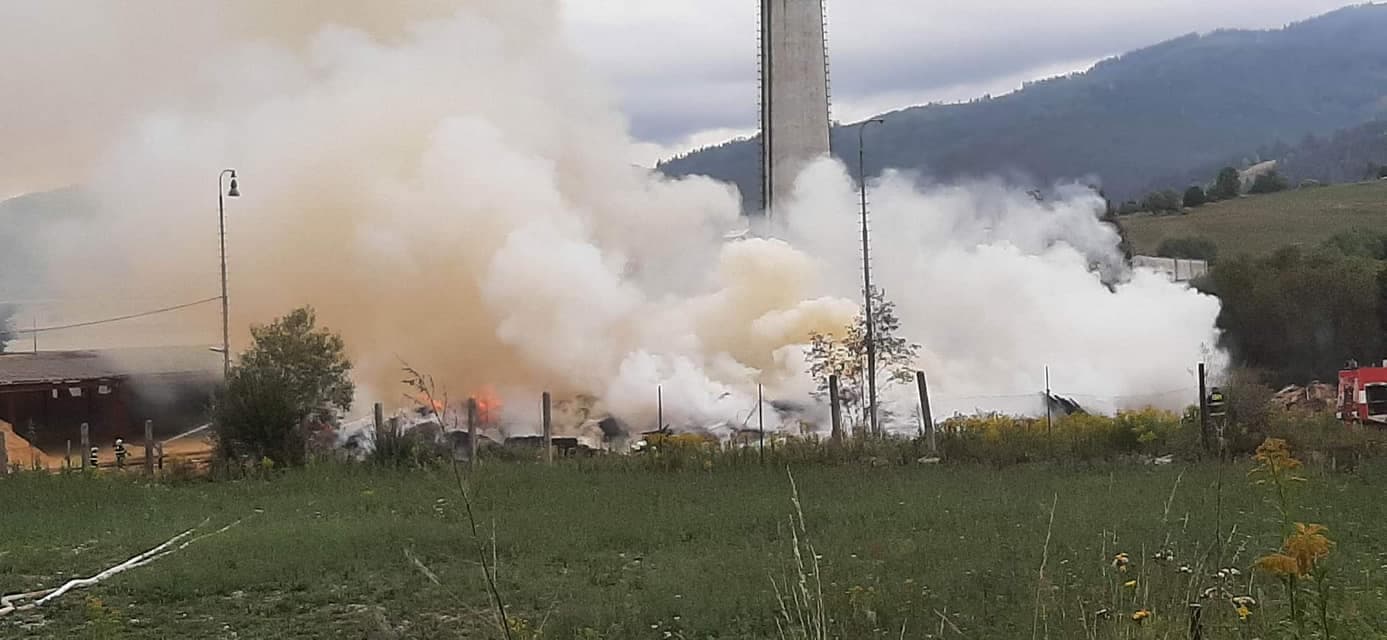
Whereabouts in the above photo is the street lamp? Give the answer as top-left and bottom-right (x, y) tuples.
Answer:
(857, 118), (885, 437)
(218, 169), (239, 378)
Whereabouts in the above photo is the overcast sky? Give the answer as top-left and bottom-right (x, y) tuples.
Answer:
(560, 0), (1357, 162)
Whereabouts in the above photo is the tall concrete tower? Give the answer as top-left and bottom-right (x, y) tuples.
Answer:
(760, 0), (832, 217)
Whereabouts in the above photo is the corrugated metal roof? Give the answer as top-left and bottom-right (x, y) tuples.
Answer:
(0, 347), (221, 386)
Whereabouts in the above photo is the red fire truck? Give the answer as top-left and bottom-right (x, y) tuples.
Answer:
(1338, 363), (1387, 425)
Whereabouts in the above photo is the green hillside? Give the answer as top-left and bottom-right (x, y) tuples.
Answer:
(661, 4), (1387, 207)
(1123, 180), (1387, 259)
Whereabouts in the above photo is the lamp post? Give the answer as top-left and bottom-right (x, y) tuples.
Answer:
(857, 118), (885, 437)
(218, 169), (239, 378)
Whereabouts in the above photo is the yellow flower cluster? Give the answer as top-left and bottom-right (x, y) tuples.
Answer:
(1256, 523), (1333, 578)
(1252, 438), (1302, 475)
(1131, 609), (1151, 623)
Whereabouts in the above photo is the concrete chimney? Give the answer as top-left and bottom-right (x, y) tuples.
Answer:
(760, 0), (832, 218)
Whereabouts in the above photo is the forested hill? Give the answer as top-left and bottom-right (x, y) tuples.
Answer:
(658, 3), (1387, 207)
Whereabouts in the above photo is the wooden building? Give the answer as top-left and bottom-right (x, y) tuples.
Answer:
(0, 347), (220, 450)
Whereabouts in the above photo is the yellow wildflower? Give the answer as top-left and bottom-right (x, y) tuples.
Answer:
(1131, 609), (1151, 623)
(1112, 553), (1130, 572)
(1255, 553), (1300, 577)
(1235, 605), (1251, 622)
(1285, 523), (1332, 575)
(1123, 579), (1137, 589)
(1252, 438), (1301, 475)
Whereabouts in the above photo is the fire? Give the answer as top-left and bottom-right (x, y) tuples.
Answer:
(473, 385), (502, 425)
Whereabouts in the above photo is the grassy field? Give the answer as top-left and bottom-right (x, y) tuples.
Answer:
(3, 461), (1387, 639)
(1123, 180), (1387, 259)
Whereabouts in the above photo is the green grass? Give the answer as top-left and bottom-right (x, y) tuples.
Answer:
(1124, 180), (1387, 259)
(3, 461), (1387, 639)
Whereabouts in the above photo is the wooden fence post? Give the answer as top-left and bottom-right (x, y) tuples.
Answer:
(542, 392), (553, 465)
(467, 398), (479, 470)
(829, 374), (843, 445)
(144, 420), (155, 475)
(0, 432), (9, 475)
(1198, 363), (1211, 455)
(80, 423), (90, 469)
(65, 440), (72, 470)
(916, 371), (936, 454)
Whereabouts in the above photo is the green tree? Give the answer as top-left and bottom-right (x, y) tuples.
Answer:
(214, 307), (354, 466)
(1141, 189), (1182, 213)
(1156, 236), (1219, 262)
(1182, 185), (1207, 208)
(1379, 265), (1387, 341)
(1249, 170), (1290, 194)
(1209, 250), (1384, 384)
(238, 306), (354, 420)
(805, 288), (920, 433)
(1211, 167), (1241, 200)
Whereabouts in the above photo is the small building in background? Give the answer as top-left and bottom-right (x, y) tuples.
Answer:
(0, 347), (220, 451)
(1132, 256), (1209, 283)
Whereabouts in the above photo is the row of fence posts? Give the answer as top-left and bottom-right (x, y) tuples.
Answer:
(346, 361), (1226, 470)
(373, 391), (557, 471)
(0, 419), (164, 476)
(350, 370), (947, 472)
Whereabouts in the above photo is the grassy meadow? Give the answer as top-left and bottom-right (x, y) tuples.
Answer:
(1123, 180), (1387, 259)
(4, 458), (1387, 639)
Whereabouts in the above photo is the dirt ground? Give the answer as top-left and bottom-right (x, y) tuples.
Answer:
(1, 420), (212, 471)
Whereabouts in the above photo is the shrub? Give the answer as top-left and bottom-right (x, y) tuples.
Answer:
(1156, 236), (1218, 262)
(213, 307), (354, 468)
(1182, 185), (1207, 208)
(213, 365), (307, 468)
(1249, 170), (1290, 194)
(935, 409), (1188, 466)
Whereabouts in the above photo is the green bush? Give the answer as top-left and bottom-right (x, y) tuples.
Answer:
(1156, 236), (1219, 262)
(213, 365), (307, 468)
(936, 409), (1193, 466)
(1249, 170), (1290, 194)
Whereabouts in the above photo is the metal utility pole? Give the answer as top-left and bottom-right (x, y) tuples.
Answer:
(857, 118), (885, 436)
(217, 169), (240, 378)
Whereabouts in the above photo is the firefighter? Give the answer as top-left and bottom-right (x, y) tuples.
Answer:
(1208, 387), (1229, 458)
(1207, 388), (1228, 420)
(113, 438), (128, 469)
(88, 445), (100, 469)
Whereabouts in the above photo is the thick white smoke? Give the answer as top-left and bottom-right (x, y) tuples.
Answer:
(1, 1), (1221, 433)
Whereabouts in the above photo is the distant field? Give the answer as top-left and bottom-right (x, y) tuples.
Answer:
(3, 462), (1387, 638)
(1123, 180), (1387, 259)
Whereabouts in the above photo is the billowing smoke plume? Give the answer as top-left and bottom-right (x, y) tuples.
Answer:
(1, 1), (1220, 432)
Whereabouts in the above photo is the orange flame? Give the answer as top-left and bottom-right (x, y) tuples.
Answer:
(472, 384), (502, 425)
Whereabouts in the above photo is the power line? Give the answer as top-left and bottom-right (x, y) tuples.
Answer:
(11, 297), (221, 335)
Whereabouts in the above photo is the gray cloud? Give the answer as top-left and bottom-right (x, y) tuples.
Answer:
(563, 0), (1358, 147)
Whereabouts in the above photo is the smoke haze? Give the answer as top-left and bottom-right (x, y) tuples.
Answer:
(0, 1), (1221, 431)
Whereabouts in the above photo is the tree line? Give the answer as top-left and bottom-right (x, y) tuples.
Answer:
(1114, 165), (1290, 216)
(1201, 232), (1387, 385)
